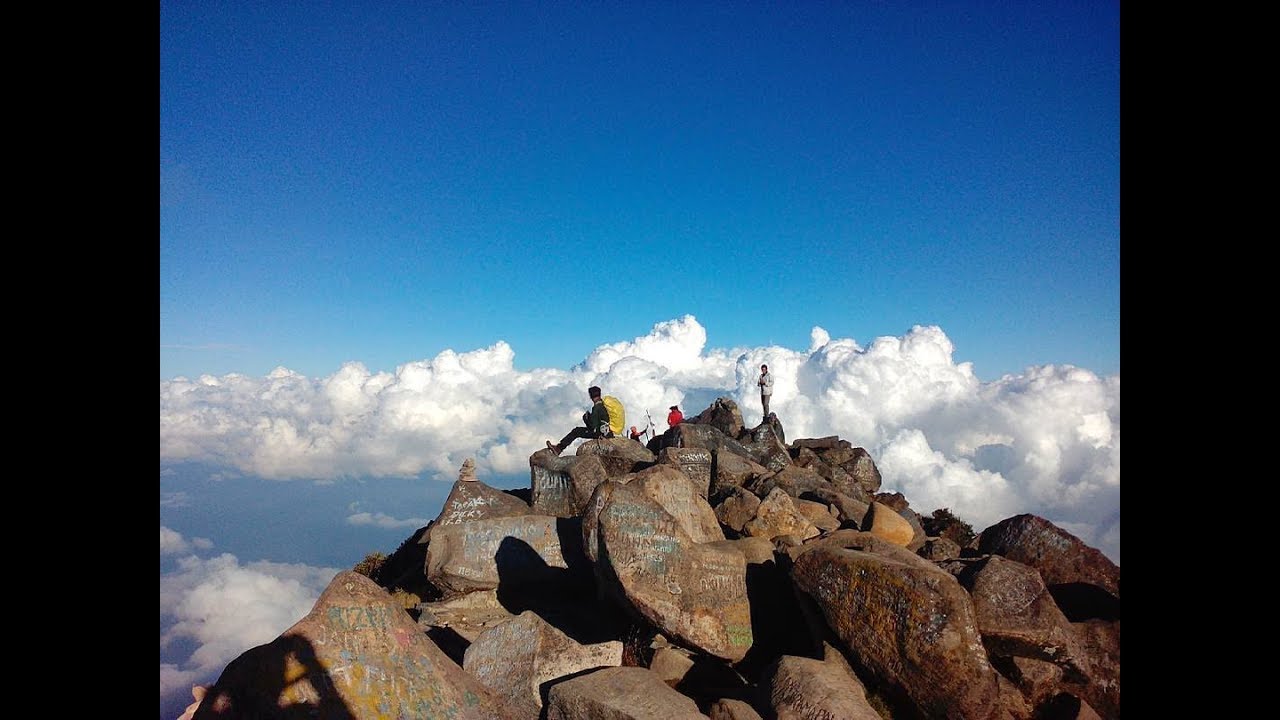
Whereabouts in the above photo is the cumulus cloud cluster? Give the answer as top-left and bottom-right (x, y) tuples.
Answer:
(159, 527), (339, 705)
(160, 315), (1119, 561)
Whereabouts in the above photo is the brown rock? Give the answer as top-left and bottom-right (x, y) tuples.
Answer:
(977, 515), (1120, 618)
(790, 436), (842, 450)
(743, 488), (820, 541)
(793, 498), (840, 532)
(545, 666), (709, 720)
(686, 397), (745, 438)
(837, 446), (882, 495)
(960, 556), (1087, 680)
(791, 542), (1005, 720)
(801, 486), (870, 526)
(918, 536), (962, 561)
(764, 652), (882, 720)
(630, 464), (725, 544)
(712, 486), (762, 535)
(708, 698), (764, 720)
(747, 464), (828, 500)
(192, 571), (519, 719)
(649, 645), (695, 687)
(595, 482), (754, 662)
(425, 515), (583, 596)
(1067, 620), (1120, 719)
(463, 610), (623, 717)
(713, 451), (769, 493)
(861, 501), (915, 546)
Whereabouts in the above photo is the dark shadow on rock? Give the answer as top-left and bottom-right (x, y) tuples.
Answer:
(193, 634), (356, 719)
(786, 573), (925, 720)
(734, 556), (814, 681)
(1048, 583), (1121, 622)
(505, 487), (533, 504)
(424, 625), (471, 667)
(1034, 691), (1094, 720)
(493, 532), (630, 646)
(675, 654), (753, 714)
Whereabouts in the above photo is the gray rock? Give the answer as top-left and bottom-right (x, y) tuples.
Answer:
(658, 447), (714, 498)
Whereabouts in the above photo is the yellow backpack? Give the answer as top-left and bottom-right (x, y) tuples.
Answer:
(601, 396), (626, 437)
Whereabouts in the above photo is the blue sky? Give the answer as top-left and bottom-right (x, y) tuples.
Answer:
(160, 1), (1118, 383)
(160, 4), (1118, 718)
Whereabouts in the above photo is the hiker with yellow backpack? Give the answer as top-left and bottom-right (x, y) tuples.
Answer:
(546, 385), (625, 455)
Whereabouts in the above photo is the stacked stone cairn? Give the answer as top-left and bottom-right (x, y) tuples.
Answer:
(192, 397), (1120, 720)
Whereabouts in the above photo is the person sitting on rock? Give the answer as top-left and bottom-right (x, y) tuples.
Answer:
(667, 405), (683, 428)
(547, 385), (623, 455)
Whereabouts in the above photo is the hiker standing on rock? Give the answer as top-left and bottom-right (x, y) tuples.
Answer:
(757, 363), (774, 418)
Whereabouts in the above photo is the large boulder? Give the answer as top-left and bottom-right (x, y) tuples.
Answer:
(530, 451), (602, 518)
(712, 486), (762, 535)
(738, 420), (791, 471)
(426, 515), (585, 596)
(747, 464), (828, 500)
(434, 477), (532, 528)
(463, 610), (623, 718)
(192, 571), (519, 719)
(713, 451), (769, 494)
(669, 422), (755, 463)
(593, 482), (754, 662)
(629, 464), (725, 544)
(657, 446), (714, 498)
(791, 538), (1007, 719)
(959, 556), (1087, 679)
(977, 514), (1120, 620)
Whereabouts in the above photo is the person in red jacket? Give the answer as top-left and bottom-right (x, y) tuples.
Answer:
(667, 405), (684, 428)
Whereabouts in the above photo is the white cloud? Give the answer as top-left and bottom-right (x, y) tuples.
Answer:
(159, 553), (340, 699)
(160, 316), (1119, 562)
(345, 511), (431, 529)
(160, 491), (192, 508)
(161, 526), (213, 556)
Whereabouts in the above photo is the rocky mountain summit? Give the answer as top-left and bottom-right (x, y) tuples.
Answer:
(190, 397), (1120, 720)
